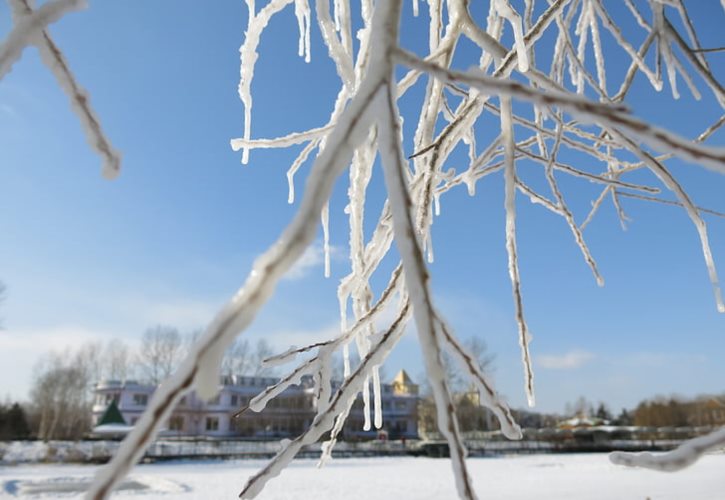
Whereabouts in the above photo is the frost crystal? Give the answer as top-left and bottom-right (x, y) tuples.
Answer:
(7, 0), (714, 498)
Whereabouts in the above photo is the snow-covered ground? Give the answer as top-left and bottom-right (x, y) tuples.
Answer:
(2, 453), (724, 499)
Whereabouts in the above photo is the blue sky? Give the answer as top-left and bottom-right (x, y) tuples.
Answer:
(0, 1), (724, 415)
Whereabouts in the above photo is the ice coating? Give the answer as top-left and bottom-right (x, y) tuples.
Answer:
(610, 427), (725, 472)
(494, 0), (529, 72)
(500, 95), (534, 407)
(5, 0), (121, 179)
(321, 202), (331, 277)
(238, 0), (295, 165)
(72, 0), (725, 498)
(294, 0), (311, 62)
(1, 0), (85, 81)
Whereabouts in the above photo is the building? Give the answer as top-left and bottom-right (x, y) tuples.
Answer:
(92, 370), (419, 440)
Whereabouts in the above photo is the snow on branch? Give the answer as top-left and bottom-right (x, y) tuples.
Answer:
(0, 0), (83, 80)
(610, 427), (725, 472)
(75, 0), (725, 498)
(4, 0), (121, 179)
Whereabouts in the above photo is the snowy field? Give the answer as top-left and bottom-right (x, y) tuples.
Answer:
(2, 453), (724, 499)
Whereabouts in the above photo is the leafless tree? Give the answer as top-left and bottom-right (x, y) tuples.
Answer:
(136, 325), (183, 385)
(445, 337), (495, 394)
(30, 346), (99, 440)
(104, 338), (132, 382)
(222, 338), (276, 377)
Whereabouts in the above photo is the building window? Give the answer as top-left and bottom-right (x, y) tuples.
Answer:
(169, 416), (184, 431)
(231, 395), (239, 407)
(208, 395), (221, 405)
(206, 417), (219, 431)
(133, 394), (148, 406)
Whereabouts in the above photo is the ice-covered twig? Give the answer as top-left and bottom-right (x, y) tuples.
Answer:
(590, 0), (662, 91)
(615, 191), (725, 219)
(499, 95), (534, 408)
(516, 147), (660, 194)
(8, 0), (121, 179)
(394, 49), (725, 174)
(230, 125), (333, 151)
(86, 17), (384, 498)
(238, 0), (296, 165)
(610, 427), (725, 472)
(543, 120), (604, 286)
(378, 73), (477, 499)
(239, 302), (411, 499)
(613, 132), (725, 313)
(664, 18), (725, 109)
(0, 0), (84, 81)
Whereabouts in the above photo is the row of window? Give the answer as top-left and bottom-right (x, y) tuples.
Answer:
(167, 416), (221, 432)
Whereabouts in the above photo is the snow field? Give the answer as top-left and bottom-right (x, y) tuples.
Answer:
(1, 453), (724, 499)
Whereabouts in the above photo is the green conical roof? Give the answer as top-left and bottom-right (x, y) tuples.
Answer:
(98, 399), (126, 426)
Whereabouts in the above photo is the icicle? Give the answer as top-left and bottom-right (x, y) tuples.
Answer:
(433, 191), (441, 216)
(501, 95), (535, 407)
(412, 0), (419, 17)
(462, 168), (476, 196)
(654, 5), (679, 99)
(238, 0), (296, 164)
(286, 140), (319, 204)
(342, 343), (351, 377)
(333, 0), (341, 31)
(494, 0), (529, 72)
(362, 373), (372, 430)
(591, 0), (663, 91)
(574, 2), (589, 95)
(426, 230), (434, 264)
(321, 201), (331, 277)
(372, 365), (382, 428)
(352, 332), (373, 432)
(314, 0), (354, 91)
(588, 1), (607, 95)
(294, 0), (311, 63)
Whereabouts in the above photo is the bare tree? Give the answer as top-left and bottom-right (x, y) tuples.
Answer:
(420, 337), (496, 435)
(445, 337), (495, 394)
(252, 339), (274, 377)
(136, 325), (183, 385)
(104, 338), (131, 382)
(222, 338), (252, 377)
(3, 0), (725, 498)
(222, 338), (276, 377)
(30, 348), (95, 441)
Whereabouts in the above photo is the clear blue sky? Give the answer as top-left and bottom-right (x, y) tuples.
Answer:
(0, 1), (723, 415)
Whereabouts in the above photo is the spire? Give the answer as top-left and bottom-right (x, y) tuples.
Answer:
(392, 370), (418, 395)
(98, 399), (126, 426)
(393, 369), (413, 385)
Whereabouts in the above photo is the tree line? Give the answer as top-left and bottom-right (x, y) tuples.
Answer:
(24, 325), (275, 441)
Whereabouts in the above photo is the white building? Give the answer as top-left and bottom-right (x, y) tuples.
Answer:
(92, 370), (419, 440)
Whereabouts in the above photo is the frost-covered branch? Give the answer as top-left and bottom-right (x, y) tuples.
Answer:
(64, 0), (724, 497)
(610, 427), (725, 472)
(4, 0), (120, 178)
(0, 0), (83, 80)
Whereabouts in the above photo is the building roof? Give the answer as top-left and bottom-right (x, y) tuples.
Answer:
(98, 400), (126, 426)
(393, 369), (414, 385)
